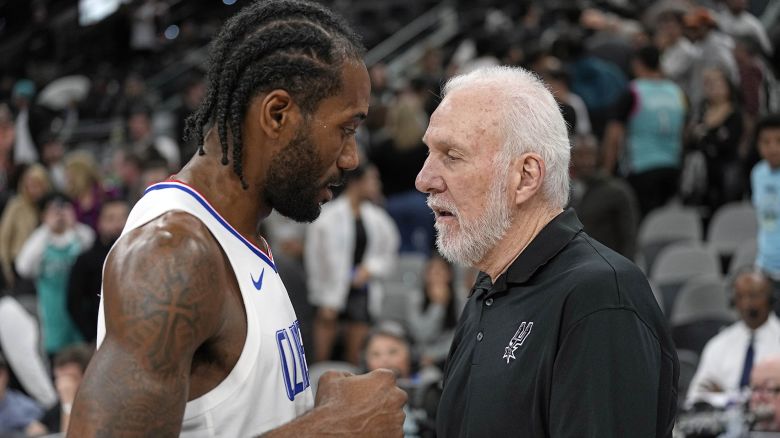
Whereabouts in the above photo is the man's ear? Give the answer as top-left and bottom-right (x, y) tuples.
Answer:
(255, 89), (301, 139)
(512, 153), (545, 206)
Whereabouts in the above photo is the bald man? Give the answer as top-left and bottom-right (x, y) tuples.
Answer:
(687, 270), (780, 406)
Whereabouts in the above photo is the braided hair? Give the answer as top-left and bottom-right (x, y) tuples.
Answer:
(183, 0), (364, 189)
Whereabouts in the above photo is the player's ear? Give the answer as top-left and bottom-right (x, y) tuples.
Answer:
(256, 89), (302, 139)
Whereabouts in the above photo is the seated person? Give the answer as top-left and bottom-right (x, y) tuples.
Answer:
(406, 253), (460, 368)
(364, 321), (441, 437)
(40, 343), (94, 434)
(750, 355), (780, 432)
(0, 353), (46, 435)
(687, 270), (780, 407)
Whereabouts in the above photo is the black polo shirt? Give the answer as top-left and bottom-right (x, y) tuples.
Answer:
(436, 209), (678, 437)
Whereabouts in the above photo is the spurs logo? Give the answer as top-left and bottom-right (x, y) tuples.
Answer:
(502, 322), (534, 364)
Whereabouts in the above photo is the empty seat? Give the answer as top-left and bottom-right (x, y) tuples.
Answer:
(670, 275), (734, 326)
(379, 253), (427, 323)
(638, 205), (702, 273)
(651, 243), (722, 316)
(670, 275), (735, 355)
(707, 202), (758, 259)
(727, 238), (758, 277)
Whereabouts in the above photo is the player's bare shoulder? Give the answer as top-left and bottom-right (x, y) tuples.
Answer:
(102, 211), (227, 371)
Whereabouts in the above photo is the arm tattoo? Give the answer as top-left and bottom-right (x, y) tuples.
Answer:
(68, 216), (225, 437)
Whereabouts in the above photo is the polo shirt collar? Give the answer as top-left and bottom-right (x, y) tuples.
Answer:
(472, 208), (583, 297)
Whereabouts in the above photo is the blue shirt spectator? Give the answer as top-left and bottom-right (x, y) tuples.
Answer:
(752, 161), (780, 277)
(0, 389), (44, 433)
(0, 353), (44, 434)
(751, 114), (780, 279)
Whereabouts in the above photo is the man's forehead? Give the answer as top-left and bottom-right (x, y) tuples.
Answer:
(427, 88), (502, 146)
(753, 368), (780, 384)
(329, 62), (371, 118)
(423, 128), (465, 150)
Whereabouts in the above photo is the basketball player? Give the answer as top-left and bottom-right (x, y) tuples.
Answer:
(67, 1), (406, 436)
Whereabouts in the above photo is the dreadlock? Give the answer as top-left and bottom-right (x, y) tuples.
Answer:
(183, 0), (364, 189)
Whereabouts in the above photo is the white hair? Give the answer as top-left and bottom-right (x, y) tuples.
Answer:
(442, 66), (571, 209)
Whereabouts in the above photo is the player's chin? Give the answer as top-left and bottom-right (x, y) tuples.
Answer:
(275, 201), (322, 223)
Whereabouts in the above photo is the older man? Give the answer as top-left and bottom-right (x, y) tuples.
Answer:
(750, 355), (780, 431)
(416, 66), (678, 437)
(687, 270), (780, 407)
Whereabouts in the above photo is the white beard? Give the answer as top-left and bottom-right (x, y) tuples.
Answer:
(428, 165), (513, 267)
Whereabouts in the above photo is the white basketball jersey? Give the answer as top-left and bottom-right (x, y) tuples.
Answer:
(97, 180), (314, 437)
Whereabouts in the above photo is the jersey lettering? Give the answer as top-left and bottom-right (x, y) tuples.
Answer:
(276, 320), (310, 401)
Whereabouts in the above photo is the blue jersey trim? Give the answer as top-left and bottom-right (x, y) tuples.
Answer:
(144, 182), (277, 273)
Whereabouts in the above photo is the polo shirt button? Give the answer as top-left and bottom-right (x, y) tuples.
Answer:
(477, 331), (484, 341)
(485, 298), (494, 306)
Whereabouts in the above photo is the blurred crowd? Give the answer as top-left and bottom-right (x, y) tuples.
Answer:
(0, 0), (780, 436)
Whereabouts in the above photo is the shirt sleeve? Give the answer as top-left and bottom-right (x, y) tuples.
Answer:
(14, 226), (49, 279)
(303, 218), (340, 309)
(685, 336), (733, 407)
(549, 308), (673, 438)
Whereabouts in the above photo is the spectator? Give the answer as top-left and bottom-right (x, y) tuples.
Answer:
(656, 10), (699, 100)
(126, 107), (180, 171)
(0, 164), (50, 291)
(687, 270), (780, 407)
(686, 67), (745, 211)
(683, 7), (740, 116)
(541, 63), (591, 137)
(717, 0), (773, 56)
(570, 134), (639, 260)
(38, 133), (66, 192)
(749, 354), (780, 432)
(602, 45), (687, 217)
(363, 321), (440, 438)
(751, 114), (780, 288)
(15, 192), (94, 357)
(63, 150), (116, 231)
(406, 253), (459, 368)
(67, 198), (129, 342)
(111, 149), (145, 205)
(553, 33), (628, 138)
(733, 36), (780, 161)
(0, 352), (46, 436)
(369, 84), (434, 255)
(139, 156), (171, 190)
(305, 164), (400, 365)
(40, 344), (94, 434)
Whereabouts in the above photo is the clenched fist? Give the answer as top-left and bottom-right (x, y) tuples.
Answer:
(315, 369), (407, 437)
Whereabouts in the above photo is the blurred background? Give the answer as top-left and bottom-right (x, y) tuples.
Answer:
(0, 0), (779, 436)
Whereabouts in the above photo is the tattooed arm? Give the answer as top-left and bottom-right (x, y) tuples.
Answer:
(68, 212), (226, 437)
